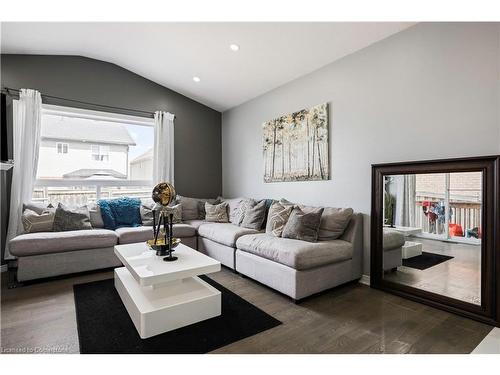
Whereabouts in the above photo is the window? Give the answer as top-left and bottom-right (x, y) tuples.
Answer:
(91, 144), (109, 161)
(57, 142), (68, 154)
(34, 104), (155, 206)
(414, 172), (482, 242)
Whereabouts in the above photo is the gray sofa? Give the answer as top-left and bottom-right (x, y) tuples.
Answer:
(382, 228), (405, 271)
(9, 225), (197, 282)
(9, 200), (363, 302)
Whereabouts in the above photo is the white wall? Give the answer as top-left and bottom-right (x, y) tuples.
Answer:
(130, 159), (153, 180)
(37, 139), (129, 178)
(221, 23), (500, 274)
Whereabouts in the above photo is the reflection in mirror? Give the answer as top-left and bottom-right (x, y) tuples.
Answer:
(382, 172), (482, 305)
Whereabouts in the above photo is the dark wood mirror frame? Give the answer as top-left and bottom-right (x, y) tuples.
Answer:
(371, 155), (500, 327)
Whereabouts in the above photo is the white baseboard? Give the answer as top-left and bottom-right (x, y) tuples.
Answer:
(1, 264), (7, 273)
(359, 274), (370, 286)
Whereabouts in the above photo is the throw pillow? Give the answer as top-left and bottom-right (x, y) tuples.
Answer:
(177, 195), (200, 221)
(22, 208), (55, 233)
(87, 202), (104, 228)
(237, 198), (257, 225)
(162, 204), (183, 224)
(240, 200), (266, 230)
(220, 197), (252, 224)
(205, 202), (229, 223)
(265, 201), (294, 237)
(315, 207), (354, 240)
(22, 201), (54, 215)
(97, 198), (142, 230)
(282, 206), (324, 242)
(97, 200), (117, 230)
(139, 198), (156, 226)
(197, 198), (221, 219)
(53, 203), (92, 231)
(260, 198), (276, 230)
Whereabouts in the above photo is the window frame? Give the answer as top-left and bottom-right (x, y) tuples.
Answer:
(35, 103), (155, 200)
(91, 144), (110, 162)
(413, 172), (482, 245)
(56, 142), (69, 154)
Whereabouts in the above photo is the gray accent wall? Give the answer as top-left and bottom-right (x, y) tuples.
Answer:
(1, 54), (222, 264)
(222, 23), (500, 274)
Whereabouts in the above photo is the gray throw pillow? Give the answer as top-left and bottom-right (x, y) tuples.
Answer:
(22, 208), (55, 233)
(240, 200), (266, 230)
(205, 202), (229, 223)
(316, 207), (354, 240)
(139, 198), (156, 225)
(237, 198), (257, 225)
(53, 203), (92, 231)
(265, 201), (294, 237)
(197, 198), (221, 219)
(177, 195), (200, 221)
(282, 206), (324, 242)
(87, 202), (104, 228)
(23, 201), (54, 215)
(220, 197), (251, 224)
(162, 204), (183, 224)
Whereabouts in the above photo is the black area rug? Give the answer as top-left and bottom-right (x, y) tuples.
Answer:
(402, 251), (454, 270)
(73, 275), (281, 354)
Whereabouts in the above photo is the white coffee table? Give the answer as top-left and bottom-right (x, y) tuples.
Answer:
(114, 242), (221, 339)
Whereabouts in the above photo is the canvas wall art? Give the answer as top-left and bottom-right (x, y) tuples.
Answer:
(263, 103), (329, 183)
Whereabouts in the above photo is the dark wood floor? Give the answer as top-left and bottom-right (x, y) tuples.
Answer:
(384, 238), (481, 305)
(0, 267), (493, 354)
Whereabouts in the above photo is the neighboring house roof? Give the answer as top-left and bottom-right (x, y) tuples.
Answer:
(41, 115), (136, 146)
(130, 148), (153, 164)
(63, 169), (127, 179)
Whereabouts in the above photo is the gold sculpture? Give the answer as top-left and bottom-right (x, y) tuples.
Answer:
(152, 182), (176, 206)
(149, 182), (179, 260)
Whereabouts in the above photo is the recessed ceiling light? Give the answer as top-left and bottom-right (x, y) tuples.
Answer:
(229, 44), (240, 52)
(193, 76), (201, 83)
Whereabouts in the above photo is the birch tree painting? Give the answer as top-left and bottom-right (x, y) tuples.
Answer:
(263, 103), (329, 182)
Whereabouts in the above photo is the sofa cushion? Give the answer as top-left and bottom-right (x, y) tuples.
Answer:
(383, 229), (405, 251)
(299, 205), (353, 240)
(182, 220), (207, 231)
(116, 224), (197, 244)
(236, 233), (353, 270)
(9, 229), (118, 257)
(198, 223), (259, 247)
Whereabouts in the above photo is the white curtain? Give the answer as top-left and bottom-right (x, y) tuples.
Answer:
(395, 174), (416, 227)
(152, 111), (175, 185)
(5, 89), (42, 259)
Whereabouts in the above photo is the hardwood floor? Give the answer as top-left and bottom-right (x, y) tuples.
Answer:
(0, 267), (493, 354)
(384, 238), (481, 305)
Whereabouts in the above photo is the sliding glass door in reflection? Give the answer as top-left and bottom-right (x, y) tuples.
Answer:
(382, 172), (482, 305)
(371, 156), (499, 327)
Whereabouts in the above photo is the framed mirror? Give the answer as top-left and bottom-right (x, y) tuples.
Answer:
(371, 156), (499, 326)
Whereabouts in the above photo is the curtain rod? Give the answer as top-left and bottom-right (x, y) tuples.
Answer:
(1, 87), (160, 119)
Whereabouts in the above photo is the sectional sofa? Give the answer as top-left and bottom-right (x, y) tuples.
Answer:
(9, 198), (363, 301)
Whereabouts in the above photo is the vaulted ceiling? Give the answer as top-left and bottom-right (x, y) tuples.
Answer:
(1, 22), (414, 111)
